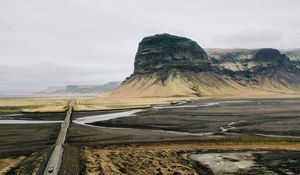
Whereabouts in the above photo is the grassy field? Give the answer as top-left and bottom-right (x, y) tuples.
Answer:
(0, 98), (69, 113)
(73, 97), (198, 111)
(0, 157), (25, 175)
(79, 138), (300, 175)
(1, 95), (299, 113)
(0, 96), (198, 113)
(62, 126), (300, 175)
(73, 94), (300, 112)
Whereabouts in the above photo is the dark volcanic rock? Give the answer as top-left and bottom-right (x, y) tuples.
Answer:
(129, 34), (300, 83)
(253, 48), (290, 66)
(239, 48), (300, 76)
(113, 34), (300, 97)
(134, 33), (211, 74)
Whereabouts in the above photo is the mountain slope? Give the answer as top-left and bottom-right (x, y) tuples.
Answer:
(111, 34), (300, 97)
(112, 71), (244, 97)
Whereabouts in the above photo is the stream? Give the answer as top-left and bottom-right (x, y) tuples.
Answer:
(72, 100), (300, 139)
(2, 100), (300, 139)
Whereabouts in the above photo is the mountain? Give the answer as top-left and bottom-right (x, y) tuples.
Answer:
(37, 86), (65, 94)
(111, 33), (300, 97)
(133, 33), (210, 75)
(283, 48), (300, 61)
(206, 48), (300, 62)
(36, 81), (121, 95)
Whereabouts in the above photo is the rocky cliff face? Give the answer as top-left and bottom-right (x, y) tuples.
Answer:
(111, 34), (300, 97)
(134, 33), (211, 74)
(253, 48), (290, 66)
(241, 48), (300, 76)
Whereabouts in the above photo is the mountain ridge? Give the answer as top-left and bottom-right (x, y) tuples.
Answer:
(111, 33), (300, 97)
(36, 81), (121, 95)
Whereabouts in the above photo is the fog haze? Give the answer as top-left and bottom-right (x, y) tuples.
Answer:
(1, 0), (299, 92)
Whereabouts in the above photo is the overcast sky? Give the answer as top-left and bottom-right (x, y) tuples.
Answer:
(1, 0), (300, 92)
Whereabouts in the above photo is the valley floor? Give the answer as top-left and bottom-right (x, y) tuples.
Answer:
(1, 97), (300, 174)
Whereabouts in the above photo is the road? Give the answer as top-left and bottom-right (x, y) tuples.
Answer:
(43, 99), (75, 175)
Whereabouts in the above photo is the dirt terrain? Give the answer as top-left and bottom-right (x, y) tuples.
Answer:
(81, 141), (300, 175)
(67, 98), (300, 174)
(0, 157), (25, 175)
(0, 113), (63, 174)
(1, 97), (300, 174)
(88, 98), (300, 137)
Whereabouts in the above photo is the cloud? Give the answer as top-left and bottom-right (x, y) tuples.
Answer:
(209, 29), (284, 48)
(0, 0), (300, 92)
(0, 62), (130, 91)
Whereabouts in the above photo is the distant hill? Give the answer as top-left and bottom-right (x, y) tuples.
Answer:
(38, 86), (65, 94)
(205, 48), (257, 62)
(283, 48), (300, 61)
(206, 48), (300, 62)
(110, 33), (300, 97)
(36, 81), (121, 95)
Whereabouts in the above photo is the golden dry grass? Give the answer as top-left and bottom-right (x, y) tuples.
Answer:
(73, 91), (300, 112)
(1, 94), (300, 113)
(82, 139), (300, 175)
(113, 73), (237, 97)
(73, 104), (151, 112)
(0, 98), (69, 112)
(74, 96), (198, 111)
(109, 71), (300, 98)
(83, 147), (198, 175)
(0, 156), (25, 175)
(21, 105), (68, 113)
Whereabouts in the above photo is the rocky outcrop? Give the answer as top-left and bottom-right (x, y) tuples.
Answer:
(253, 48), (290, 66)
(111, 34), (300, 97)
(247, 48), (300, 76)
(134, 33), (211, 74)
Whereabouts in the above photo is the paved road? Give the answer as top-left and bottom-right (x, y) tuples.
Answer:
(43, 99), (75, 175)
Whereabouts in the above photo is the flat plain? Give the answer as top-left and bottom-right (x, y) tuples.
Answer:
(1, 97), (300, 175)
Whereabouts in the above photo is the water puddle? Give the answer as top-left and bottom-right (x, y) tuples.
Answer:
(154, 100), (251, 109)
(0, 120), (63, 124)
(73, 109), (144, 124)
(0, 114), (24, 117)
